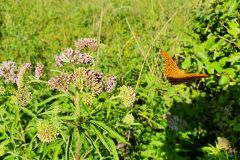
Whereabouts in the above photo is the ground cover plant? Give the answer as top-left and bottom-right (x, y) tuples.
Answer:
(0, 0), (239, 159)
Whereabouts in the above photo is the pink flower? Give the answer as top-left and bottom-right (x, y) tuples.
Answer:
(35, 63), (44, 79)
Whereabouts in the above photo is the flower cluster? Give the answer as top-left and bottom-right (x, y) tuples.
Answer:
(0, 61), (18, 83)
(81, 92), (95, 105)
(73, 68), (117, 96)
(75, 38), (98, 50)
(35, 63), (44, 79)
(15, 86), (32, 107)
(122, 113), (135, 126)
(55, 48), (94, 67)
(16, 63), (32, 88)
(119, 85), (136, 107)
(104, 76), (117, 93)
(48, 73), (76, 92)
(216, 137), (231, 151)
(85, 69), (104, 94)
(37, 120), (59, 143)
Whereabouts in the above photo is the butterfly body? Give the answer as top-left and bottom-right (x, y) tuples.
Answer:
(161, 50), (208, 84)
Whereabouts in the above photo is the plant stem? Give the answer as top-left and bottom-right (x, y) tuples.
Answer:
(73, 92), (81, 160)
(75, 132), (81, 160)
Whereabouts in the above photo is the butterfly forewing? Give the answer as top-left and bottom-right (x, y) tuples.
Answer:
(161, 50), (208, 84)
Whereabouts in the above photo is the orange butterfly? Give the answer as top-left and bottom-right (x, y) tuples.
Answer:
(161, 50), (208, 84)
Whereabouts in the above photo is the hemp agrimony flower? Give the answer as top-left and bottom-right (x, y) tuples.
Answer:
(104, 76), (117, 92)
(35, 63), (44, 79)
(119, 85), (136, 107)
(85, 69), (104, 94)
(0, 61), (18, 84)
(75, 38), (98, 50)
(48, 73), (76, 92)
(15, 86), (32, 107)
(81, 92), (95, 105)
(16, 63), (32, 88)
(37, 120), (59, 143)
(55, 48), (94, 67)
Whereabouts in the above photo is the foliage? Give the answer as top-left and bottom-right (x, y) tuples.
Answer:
(0, 0), (239, 159)
(171, 0), (240, 159)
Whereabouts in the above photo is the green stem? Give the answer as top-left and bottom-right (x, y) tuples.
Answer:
(73, 92), (81, 160)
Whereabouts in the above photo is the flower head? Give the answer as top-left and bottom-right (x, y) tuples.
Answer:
(35, 63), (44, 79)
(75, 38), (98, 50)
(216, 137), (231, 151)
(85, 69), (104, 94)
(37, 120), (59, 143)
(122, 113), (135, 126)
(55, 49), (94, 67)
(55, 55), (65, 67)
(15, 86), (32, 107)
(48, 73), (76, 92)
(81, 92), (95, 105)
(119, 85), (136, 107)
(16, 63), (32, 88)
(104, 76), (117, 92)
(0, 61), (18, 84)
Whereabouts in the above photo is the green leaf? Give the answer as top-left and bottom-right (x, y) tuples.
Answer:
(228, 53), (240, 64)
(90, 124), (111, 152)
(211, 62), (222, 73)
(36, 94), (68, 107)
(106, 137), (119, 160)
(181, 56), (191, 69)
(20, 107), (37, 119)
(219, 75), (230, 86)
(53, 142), (63, 160)
(227, 0), (238, 16)
(194, 44), (208, 61)
(106, 101), (112, 120)
(228, 27), (240, 38)
(204, 35), (216, 50)
(224, 68), (236, 78)
(83, 131), (103, 159)
(90, 120), (129, 144)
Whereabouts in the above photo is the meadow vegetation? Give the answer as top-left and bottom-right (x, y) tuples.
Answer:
(0, 0), (239, 159)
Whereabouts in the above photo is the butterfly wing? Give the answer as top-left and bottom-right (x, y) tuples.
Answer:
(167, 73), (209, 84)
(161, 50), (209, 84)
(161, 50), (183, 77)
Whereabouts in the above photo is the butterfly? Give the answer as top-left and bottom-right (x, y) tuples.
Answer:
(161, 50), (209, 84)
